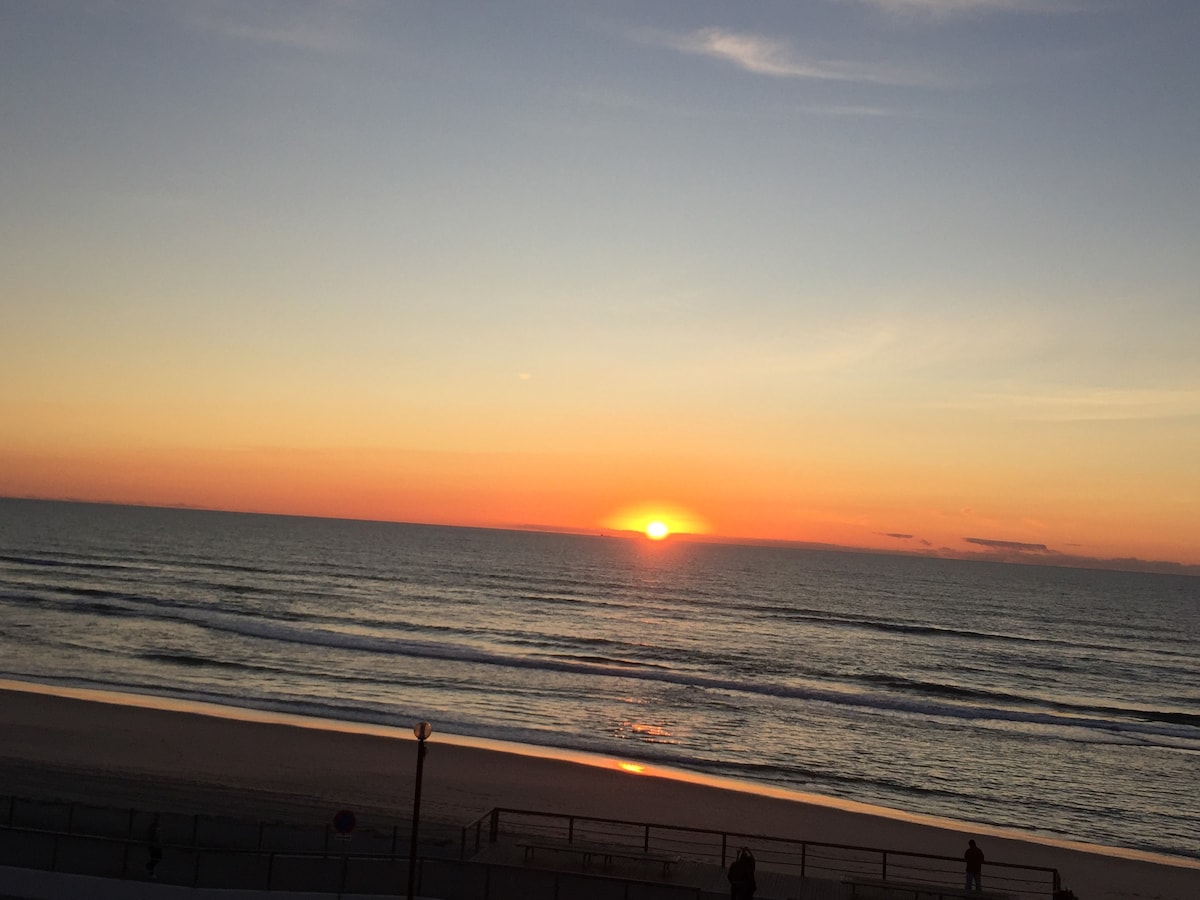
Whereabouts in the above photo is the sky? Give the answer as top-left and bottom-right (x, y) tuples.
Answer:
(2, 1), (1198, 569)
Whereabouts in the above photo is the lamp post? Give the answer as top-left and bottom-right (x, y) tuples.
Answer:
(407, 721), (432, 900)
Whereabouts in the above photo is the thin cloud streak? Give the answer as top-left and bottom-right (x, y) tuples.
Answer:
(965, 536), (1050, 552)
(857, 0), (1078, 17)
(187, 0), (365, 53)
(646, 27), (927, 86)
(966, 387), (1200, 422)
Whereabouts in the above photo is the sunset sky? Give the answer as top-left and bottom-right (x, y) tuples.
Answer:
(2, 1), (1198, 567)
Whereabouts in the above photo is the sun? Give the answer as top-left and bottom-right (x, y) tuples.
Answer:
(603, 504), (707, 540)
(645, 521), (670, 540)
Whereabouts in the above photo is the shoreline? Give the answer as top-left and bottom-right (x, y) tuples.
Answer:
(2, 679), (1198, 900)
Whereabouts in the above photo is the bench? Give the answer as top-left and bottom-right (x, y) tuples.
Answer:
(517, 839), (681, 876)
(844, 877), (1014, 900)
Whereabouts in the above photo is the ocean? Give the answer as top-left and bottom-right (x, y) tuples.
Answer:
(1, 498), (1196, 862)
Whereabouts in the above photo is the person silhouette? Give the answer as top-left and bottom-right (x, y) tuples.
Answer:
(145, 815), (163, 879)
(727, 846), (757, 899)
(964, 839), (984, 891)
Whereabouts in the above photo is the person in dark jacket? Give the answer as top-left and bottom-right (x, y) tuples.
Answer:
(145, 814), (163, 879)
(964, 839), (985, 891)
(727, 846), (757, 899)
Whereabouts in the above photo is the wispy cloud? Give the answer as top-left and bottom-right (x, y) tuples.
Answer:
(857, 0), (1075, 17)
(966, 387), (1200, 422)
(965, 536), (1051, 552)
(645, 27), (925, 86)
(188, 0), (365, 53)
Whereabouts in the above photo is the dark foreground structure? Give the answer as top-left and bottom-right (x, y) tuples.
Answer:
(0, 794), (1058, 899)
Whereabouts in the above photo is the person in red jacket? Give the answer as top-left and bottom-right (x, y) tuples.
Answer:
(964, 839), (985, 891)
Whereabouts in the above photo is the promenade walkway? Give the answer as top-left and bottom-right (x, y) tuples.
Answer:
(0, 864), (404, 899)
(1, 795), (1053, 899)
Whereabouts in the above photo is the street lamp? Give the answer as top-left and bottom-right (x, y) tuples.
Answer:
(407, 721), (432, 900)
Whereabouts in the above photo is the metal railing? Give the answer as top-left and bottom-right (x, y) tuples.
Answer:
(463, 807), (1061, 900)
(0, 794), (1062, 899)
(0, 821), (417, 894)
(0, 821), (716, 899)
(2, 794), (418, 853)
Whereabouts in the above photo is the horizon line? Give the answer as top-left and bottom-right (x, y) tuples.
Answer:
(4, 494), (1197, 579)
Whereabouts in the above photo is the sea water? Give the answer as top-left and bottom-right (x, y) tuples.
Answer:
(0, 498), (1196, 861)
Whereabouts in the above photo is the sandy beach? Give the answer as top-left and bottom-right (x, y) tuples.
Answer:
(1, 684), (1196, 900)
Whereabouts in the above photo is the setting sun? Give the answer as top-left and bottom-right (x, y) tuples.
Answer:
(602, 504), (708, 540)
(645, 521), (670, 540)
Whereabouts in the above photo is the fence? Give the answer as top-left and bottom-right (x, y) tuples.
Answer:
(0, 795), (1062, 899)
(0, 822), (713, 899)
(463, 808), (1061, 900)
(0, 793), (433, 894)
(0, 795), (707, 898)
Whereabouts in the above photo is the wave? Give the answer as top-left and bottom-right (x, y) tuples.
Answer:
(853, 672), (1200, 729)
(6, 579), (1197, 743)
(765, 605), (1178, 656)
(10, 578), (1198, 745)
(3, 585), (162, 612)
(136, 652), (275, 672)
(110, 605), (1192, 747)
(0, 554), (140, 573)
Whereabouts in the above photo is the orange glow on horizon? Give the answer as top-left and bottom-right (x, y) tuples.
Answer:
(1, 441), (1197, 568)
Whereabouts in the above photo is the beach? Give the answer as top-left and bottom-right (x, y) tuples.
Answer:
(1, 685), (1196, 900)
(5, 503), (1196, 865)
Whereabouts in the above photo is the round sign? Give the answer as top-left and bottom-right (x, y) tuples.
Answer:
(332, 810), (356, 834)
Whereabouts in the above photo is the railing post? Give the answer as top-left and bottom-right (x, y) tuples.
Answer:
(125, 804), (135, 876)
(567, 816), (574, 844)
(340, 852), (349, 894)
(721, 833), (728, 867)
(643, 824), (650, 852)
(801, 841), (806, 877)
(881, 850), (887, 880)
(489, 808), (500, 843)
